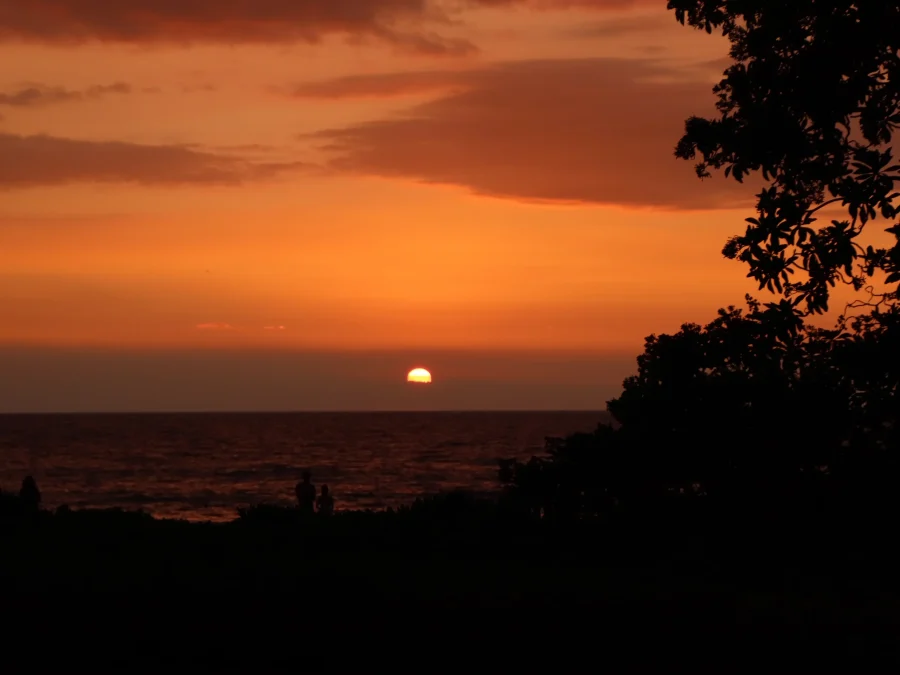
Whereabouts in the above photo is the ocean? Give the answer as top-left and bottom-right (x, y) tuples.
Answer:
(0, 411), (606, 521)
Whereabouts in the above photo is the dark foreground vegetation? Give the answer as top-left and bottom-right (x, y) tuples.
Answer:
(2, 478), (898, 670)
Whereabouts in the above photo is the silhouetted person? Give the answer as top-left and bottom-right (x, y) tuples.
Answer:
(295, 471), (316, 514)
(19, 476), (41, 513)
(316, 485), (334, 517)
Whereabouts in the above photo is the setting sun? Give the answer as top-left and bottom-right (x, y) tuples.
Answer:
(407, 368), (432, 384)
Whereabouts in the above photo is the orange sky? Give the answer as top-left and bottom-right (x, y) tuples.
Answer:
(0, 1), (844, 410)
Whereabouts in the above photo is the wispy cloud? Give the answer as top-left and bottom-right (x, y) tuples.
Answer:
(0, 0), (473, 55)
(563, 14), (673, 39)
(0, 82), (132, 107)
(0, 133), (310, 189)
(285, 70), (470, 100)
(0, 0), (663, 54)
(195, 323), (236, 331)
(197, 323), (289, 332)
(180, 83), (217, 94)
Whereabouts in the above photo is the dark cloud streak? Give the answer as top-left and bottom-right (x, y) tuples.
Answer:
(0, 82), (131, 107)
(0, 0), (473, 55)
(0, 0), (666, 54)
(564, 14), (673, 38)
(287, 70), (471, 99)
(0, 133), (308, 188)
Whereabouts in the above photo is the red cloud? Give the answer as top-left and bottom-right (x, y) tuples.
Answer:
(0, 1), (664, 53)
(309, 58), (757, 210)
(0, 82), (131, 107)
(0, 0), (471, 54)
(286, 70), (471, 99)
(0, 133), (307, 188)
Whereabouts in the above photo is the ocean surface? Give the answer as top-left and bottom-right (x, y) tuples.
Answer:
(0, 411), (606, 522)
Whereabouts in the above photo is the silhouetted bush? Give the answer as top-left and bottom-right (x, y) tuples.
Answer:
(237, 503), (303, 526)
(53, 506), (157, 527)
(500, 299), (899, 523)
(0, 490), (45, 521)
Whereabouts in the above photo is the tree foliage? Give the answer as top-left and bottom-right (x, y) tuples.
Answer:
(499, 1), (900, 523)
(668, 0), (900, 314)
(500, 298), (898, 520)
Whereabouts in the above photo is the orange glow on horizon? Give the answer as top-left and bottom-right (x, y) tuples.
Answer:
(0, 1), (771, 362)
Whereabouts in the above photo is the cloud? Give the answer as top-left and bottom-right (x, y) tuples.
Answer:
(181, 83), (217, 94)
(309, 58), (756, 210)
(198, 323), (288, 331)
(564, 14), (673, 38)
(196, 323), (235, 331)
(0, 0), (473, 55)
(0, 0), (664, 54)
(286, 70), (471, 99)
(0, 82), (131, 107)
(0, 133), (308, 189)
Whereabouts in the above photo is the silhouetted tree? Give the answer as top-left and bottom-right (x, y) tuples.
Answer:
(669, 0), (900, 315)
(500, 1), (900, 524)
(500, 296), (898, 516)
(499, 425), (632, 520)
(608, 299), (854, 495)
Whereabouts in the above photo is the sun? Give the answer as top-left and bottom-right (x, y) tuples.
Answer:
(407, 368), (432, 384)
